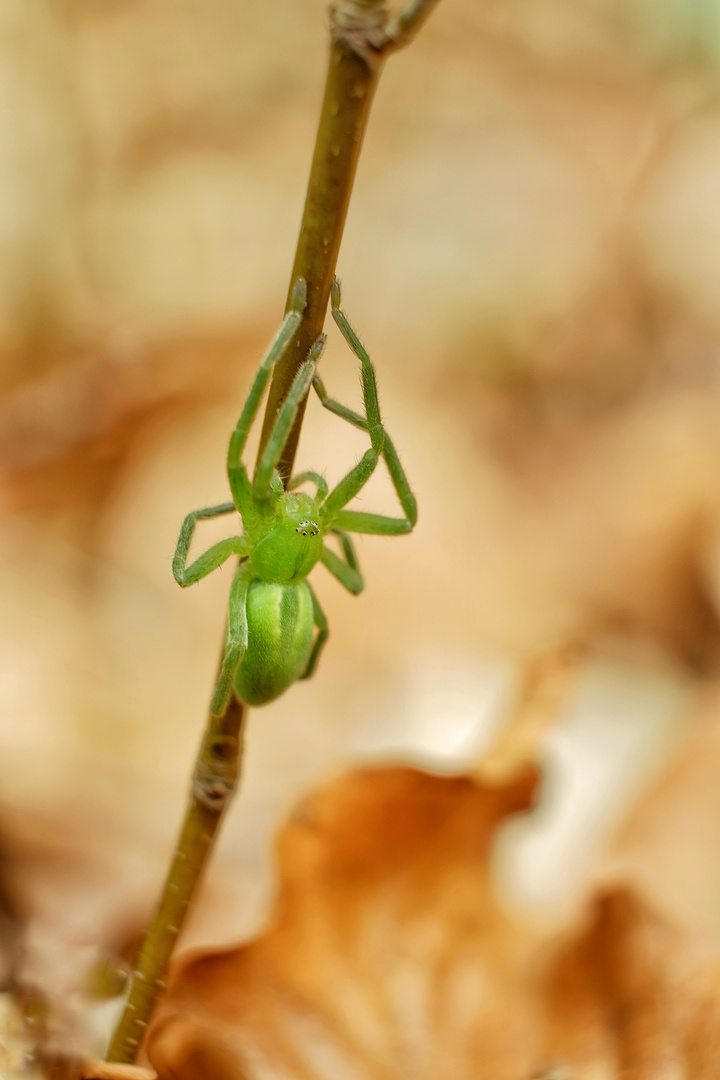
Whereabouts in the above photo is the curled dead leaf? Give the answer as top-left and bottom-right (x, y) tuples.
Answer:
(148, 765), (539, 1080)
(145, 765), (720, 1079)
(78, 1064), (156, 1080)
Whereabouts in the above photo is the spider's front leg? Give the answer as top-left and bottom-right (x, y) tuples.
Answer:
(316, 278), (418, 538)
(227, 277), (307, 519)
(252, 333), (327, 501)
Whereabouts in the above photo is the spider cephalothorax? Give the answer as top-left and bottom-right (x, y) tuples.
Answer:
(249, 491), (324, 584)
(173, 277), (416, 712)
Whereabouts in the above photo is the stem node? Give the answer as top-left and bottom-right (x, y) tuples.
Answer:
(192, 735), (241, 811)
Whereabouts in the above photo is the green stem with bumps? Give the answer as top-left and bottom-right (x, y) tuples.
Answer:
(259, 0), (443, 473)
(257, 27), (381, 475)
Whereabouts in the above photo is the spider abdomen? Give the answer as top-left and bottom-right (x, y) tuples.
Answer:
(234, 580), (314, 706)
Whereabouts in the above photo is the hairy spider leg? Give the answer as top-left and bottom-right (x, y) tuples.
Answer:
(288, 470), (329, 501)
(289, 468), (364, 594)
(299, 581), (329, 681)
(333, 527), (360, 569)
(328, 278), (416, 531)
(315, 278), (417, 537)
(252, 334), (326, 501)
(330, 279), (384, 454)
(313, 376), (414, 531)
(320, 446), (380, 519)
(227, 278), (307, 519)
(210, 560), (253, 718)
(320, 528), (363, 595)
(174, 283), (309, 590)
(173, 502), (246, 586)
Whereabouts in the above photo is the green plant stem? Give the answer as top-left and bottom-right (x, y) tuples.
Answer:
(259, 0), (443, 474)
(107, 0), (441, 1064)
(385, 0), (441, 47)
(107, 695), (246, 1063)
(257, 24), (382, 475)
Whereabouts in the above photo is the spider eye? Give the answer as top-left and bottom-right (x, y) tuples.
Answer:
(295, 520), (319, 537)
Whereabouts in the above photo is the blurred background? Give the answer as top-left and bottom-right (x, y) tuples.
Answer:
(4, 0), (720, 1058)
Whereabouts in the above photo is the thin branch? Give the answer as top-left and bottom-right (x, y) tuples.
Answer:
(385, 0), (444, 50)
(256, 5), (385, 477)
(106, 696), (246, 1062)
(256, 0), (443, 477)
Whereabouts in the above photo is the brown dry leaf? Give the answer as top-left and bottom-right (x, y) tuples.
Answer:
(79, 1064), (155, 1080)
(145, 764), (720, 1080)
(605, 681), (720, 945)
(478, 643), (587, 781)
(148, 766), (540, 1080)
(541, 889), (683, 1077)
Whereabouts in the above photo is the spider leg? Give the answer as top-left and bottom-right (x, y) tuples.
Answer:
(320, 447), (379, 520)
(253, 334), (326, 500)
(329, 508), (413, 535)
(288, 470), (329, 501)
(320, 528), (364, 595)
(209, 561), (253, 718)
(329, 280), (384, 455)
(312, 372), (366, 432)
(333, 527), (361, 573)
(317, 279), (418, 532)
(227, 278), (307, 518)
(299, 582), (329, 680)
(173, 503), (247, 586)
(312, 377), (416, 527)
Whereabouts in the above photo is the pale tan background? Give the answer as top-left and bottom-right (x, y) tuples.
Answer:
(4, 0), (720, 1050)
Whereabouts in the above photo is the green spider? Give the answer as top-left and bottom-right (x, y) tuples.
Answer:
(172, 277), (417, 713)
